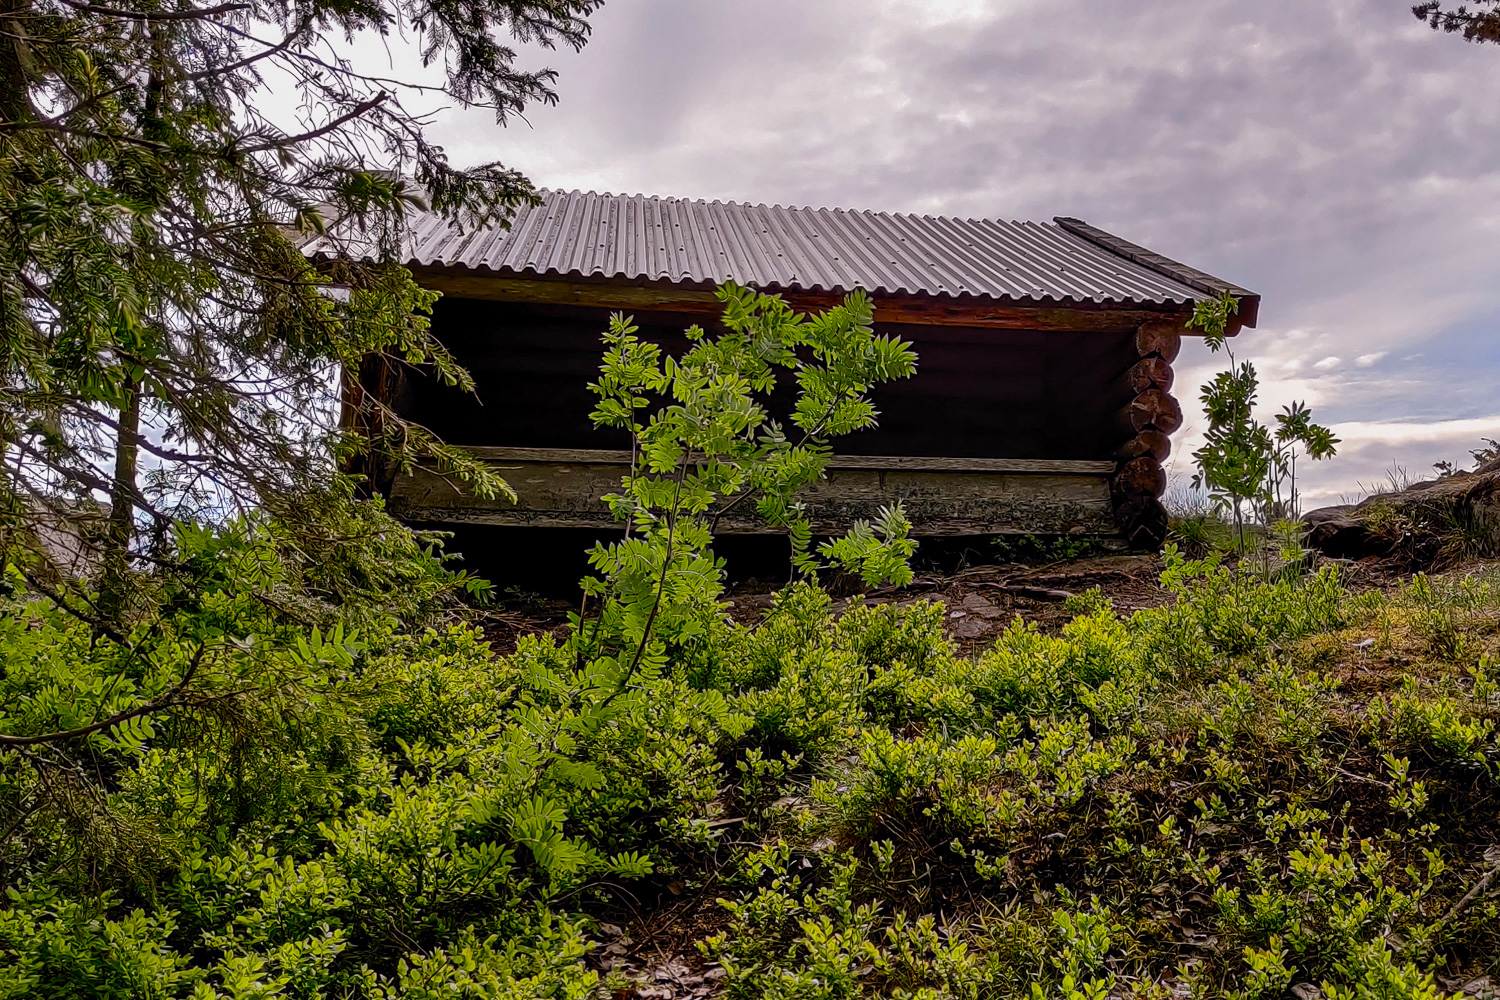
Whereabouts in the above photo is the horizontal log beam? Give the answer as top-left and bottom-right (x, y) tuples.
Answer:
(1117, 387), (1183, 436)
(1113, 495), (1169, 550)
(1135, 321), (1183, 362)
(1115, 430), (1172, 463)
(390, 456), (1121, 537)
(409, 269), (1202, 334)
(1113, 456), (1167, 499)
(460, 446), (1115, 476)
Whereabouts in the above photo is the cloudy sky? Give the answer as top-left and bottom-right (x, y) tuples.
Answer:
(410, 0), (1500, 505)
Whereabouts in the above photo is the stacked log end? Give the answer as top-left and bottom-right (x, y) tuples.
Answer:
(1111, 321), (1182, 550)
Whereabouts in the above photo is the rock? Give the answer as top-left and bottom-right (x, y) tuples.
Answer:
(1463, 977), (1497, 1000)
(952, 617), (990, 639)
(960, 593), (1002, 618)
(1302, 464), (1500, 567)
(1302, 504), (1369, 559)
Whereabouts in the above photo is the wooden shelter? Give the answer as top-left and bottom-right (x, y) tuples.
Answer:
(326, 191), (1258, 551)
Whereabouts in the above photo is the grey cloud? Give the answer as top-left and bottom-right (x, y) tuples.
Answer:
(427, 0), (1500, 502)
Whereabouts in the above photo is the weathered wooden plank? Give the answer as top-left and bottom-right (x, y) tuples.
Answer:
(389, 458), (1118, 536)
(409, 269), (1197, 334)
(460, 446), (1115, 476)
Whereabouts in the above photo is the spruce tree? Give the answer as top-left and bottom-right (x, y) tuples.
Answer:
(0, 0), (600, 616)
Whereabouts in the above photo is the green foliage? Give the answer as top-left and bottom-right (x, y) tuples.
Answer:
(990, 533), (1107, 564)
(1433, 436), (1500, 476)
(1166, 494), (1236, 559)
(585, 283), (917, 600)
(1188, 293), (1338, 548)
(7, 474), (1500, 998)
(701, 854), (1006, 1000)
(570, 285), (918, 731)
(1152, 545), (1345, 656)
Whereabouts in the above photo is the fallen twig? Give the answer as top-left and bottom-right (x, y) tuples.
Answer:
(1438, 856), (1500, 930)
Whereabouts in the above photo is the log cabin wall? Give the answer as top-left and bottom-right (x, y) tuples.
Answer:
(378, 294), (1172, 543)
(317, 191), (1259, 551)
(1110, 322), (1183, 549)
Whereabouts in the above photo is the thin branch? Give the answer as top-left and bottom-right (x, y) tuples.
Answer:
(53, 0), (250, 22)
(600, 459), (687, 711)
(184, 22), (309, 82)
(237, 94), (389, 154)
(15, 569), (131, 647)
(0, 645), (207, 747)
(1438, 856), (1500, 930)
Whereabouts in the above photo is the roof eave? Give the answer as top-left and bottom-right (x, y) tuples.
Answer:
(1052, 217), (1260, 330)
(390, 259), (1203, 315)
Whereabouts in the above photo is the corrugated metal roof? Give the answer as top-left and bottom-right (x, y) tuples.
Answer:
(311, 189), (1258, 321)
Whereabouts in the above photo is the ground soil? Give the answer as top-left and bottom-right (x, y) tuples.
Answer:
(476, 553), (1178, 655)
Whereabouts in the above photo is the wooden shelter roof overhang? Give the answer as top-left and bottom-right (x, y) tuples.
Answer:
(406, 266), (1240, 335)
(310, 189), (1259, 334)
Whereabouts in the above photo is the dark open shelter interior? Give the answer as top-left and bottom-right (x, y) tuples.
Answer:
(407, 299), (1143, 462)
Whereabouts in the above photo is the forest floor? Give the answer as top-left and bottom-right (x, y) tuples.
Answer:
(480, 553), (1177, 655)
(480, 550), (1472, 655)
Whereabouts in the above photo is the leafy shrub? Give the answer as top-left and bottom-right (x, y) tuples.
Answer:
(969, 609), (1147, 726)
(361, 624), (520, 751)
(11, 294), (1500, 1000)
(1152, 547), (1345, 656)
(701, 854), (1004, 1000)
(1367, 677), (1497, 770)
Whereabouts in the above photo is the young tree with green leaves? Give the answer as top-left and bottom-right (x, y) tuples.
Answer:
(1188, 293), (1339, 551)
(573, 284), (919, 698)
(0, 0), (602, 879)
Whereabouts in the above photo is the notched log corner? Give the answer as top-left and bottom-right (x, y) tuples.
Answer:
(1109, 321), (1182, 551)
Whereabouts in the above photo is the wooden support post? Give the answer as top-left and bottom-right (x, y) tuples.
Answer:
(1111, 320), (1185, 549)
(339, 350), (406, 499)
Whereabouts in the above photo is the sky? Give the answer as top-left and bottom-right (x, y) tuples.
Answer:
(395, 0), (1500, 506)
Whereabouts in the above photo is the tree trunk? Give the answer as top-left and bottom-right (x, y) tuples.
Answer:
(0, 0), (33, 127)
(341, 351), (405, 499)
(99, 375), (141, 624)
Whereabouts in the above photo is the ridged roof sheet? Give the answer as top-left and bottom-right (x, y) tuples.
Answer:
(314, 189), (1257, 316)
